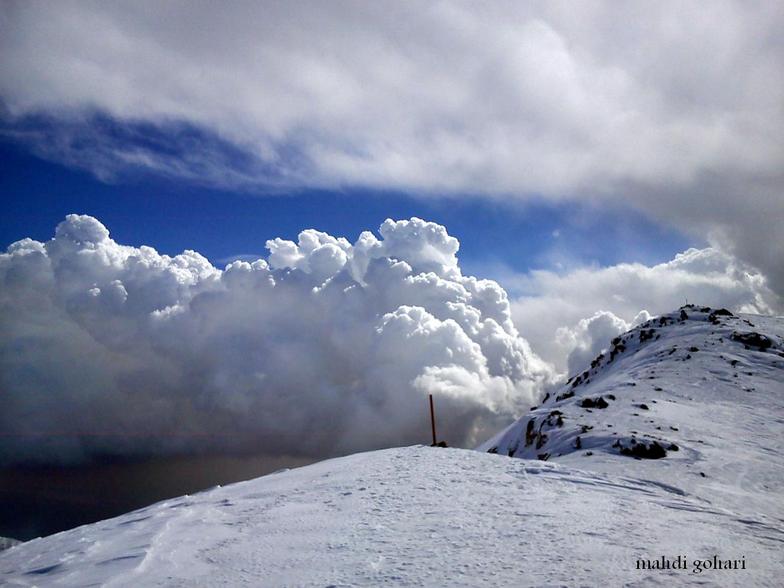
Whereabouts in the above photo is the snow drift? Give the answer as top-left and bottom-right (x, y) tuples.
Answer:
(0, 215), (553, 465)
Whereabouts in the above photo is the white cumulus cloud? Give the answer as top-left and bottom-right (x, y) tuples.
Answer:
(556, 310), (650, 377)
(511, 247), (780, 372)
(0, 215), (554, 465)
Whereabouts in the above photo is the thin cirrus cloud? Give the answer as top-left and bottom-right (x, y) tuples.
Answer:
(0, 214), (554, 465)
(0, 1), (782, 294)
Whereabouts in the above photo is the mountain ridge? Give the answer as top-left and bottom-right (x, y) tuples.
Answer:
(479, 305), (784, 520)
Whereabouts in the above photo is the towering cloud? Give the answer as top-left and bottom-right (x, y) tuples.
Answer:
(556, 310), (650, 377)
(0, 215), (553, 465)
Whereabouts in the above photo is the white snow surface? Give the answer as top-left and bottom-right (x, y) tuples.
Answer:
(1, 306), (783, 586)
(479, 306), (784, 521)
(1, 446), (781, 587)
(0, 537), (22, 552)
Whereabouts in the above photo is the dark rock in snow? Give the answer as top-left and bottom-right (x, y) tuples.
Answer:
(731, 331), (773, 351)
(525, 419), (536, 446)
(556, 390), (575, 402)
(709, 308), (733, 324)
(580, 397), (609, 409)
(639, 329), (656, 342)
(614, 438), (668, 459)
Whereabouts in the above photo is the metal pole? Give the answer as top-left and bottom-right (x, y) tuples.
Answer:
(429, 394), (437, 446)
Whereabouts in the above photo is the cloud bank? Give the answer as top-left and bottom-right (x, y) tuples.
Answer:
(511, 247), (780, 373)
(556, 310), (650, 377)
(1, 1), (782, 294)
(0, 215), (553, 465)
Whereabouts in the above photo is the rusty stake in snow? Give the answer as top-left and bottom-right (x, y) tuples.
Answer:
(429, 394), (437, 446)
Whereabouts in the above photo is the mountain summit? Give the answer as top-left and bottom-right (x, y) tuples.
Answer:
(479, 305), (783, 522)
(0, 306), (782, 586)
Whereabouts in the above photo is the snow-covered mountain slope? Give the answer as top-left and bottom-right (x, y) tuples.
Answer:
(0, 537), (21, 552)
(0, 446), (781, 587)
(480, 305), (784, 525)
(1, 306), (782, 586)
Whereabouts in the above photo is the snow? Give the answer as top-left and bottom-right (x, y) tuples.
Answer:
(1, 446), (780, 587)
(1, 305), (782, 586)
(0, 538), (21, 552)
(479, 306), (784, 522)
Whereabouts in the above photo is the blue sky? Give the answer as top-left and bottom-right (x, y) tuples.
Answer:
(1, 1), (780, 295)
(1, 138), (694, 287)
